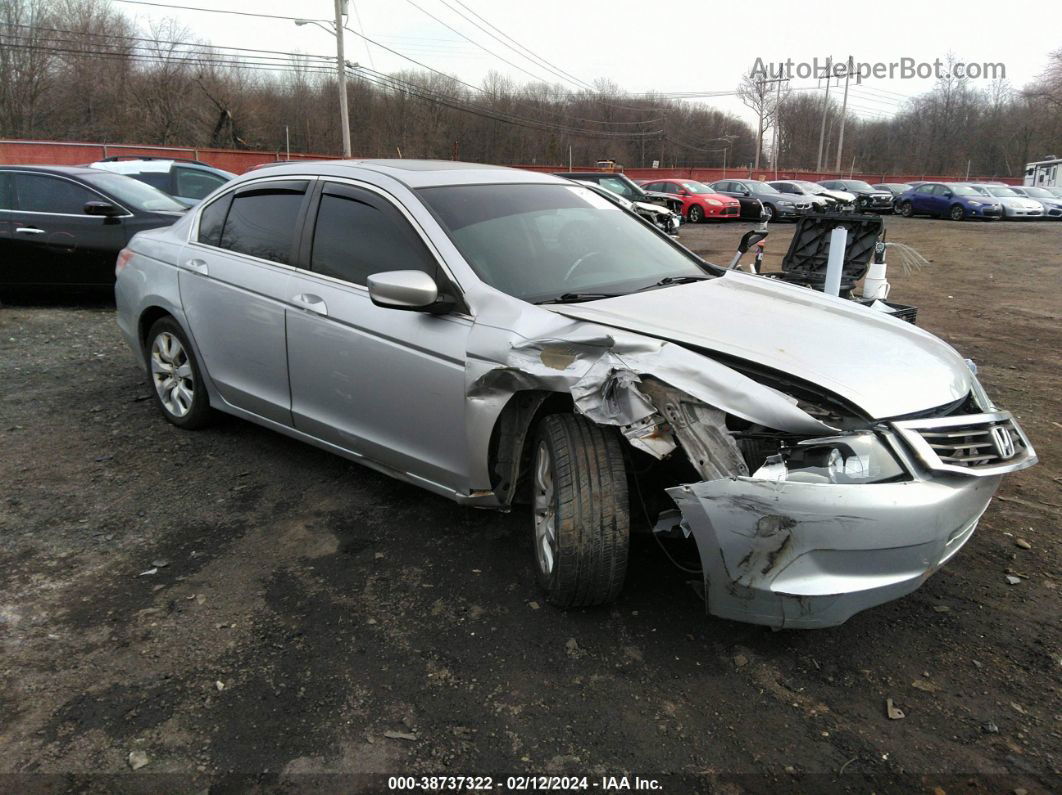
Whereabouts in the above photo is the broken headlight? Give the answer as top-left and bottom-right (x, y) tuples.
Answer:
(753, 431), (906, 484)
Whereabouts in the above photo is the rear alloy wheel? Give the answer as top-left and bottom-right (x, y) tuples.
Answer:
(687, 205), (704, 223)
(899, 201), (914, 217)
(532, 414), (629, 608)
(949, 204), (966, 221)
(146, 317), (212, 429)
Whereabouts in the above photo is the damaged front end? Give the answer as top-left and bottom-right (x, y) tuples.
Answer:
(468, 322), (1037, 629)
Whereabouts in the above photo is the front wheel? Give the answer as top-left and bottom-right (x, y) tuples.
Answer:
(949, 204), (966, 221)
(687, 205), (704, 223)
(762, 203), (775, 222)
(899, 201), (914, 217)
(146, 317), (212, 429)
(531, 414), (629, 608)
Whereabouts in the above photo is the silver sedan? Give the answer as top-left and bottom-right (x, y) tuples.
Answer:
(115, 160), (1037, 628)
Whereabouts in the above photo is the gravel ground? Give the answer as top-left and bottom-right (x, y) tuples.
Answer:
(0, 216), (1059, 792)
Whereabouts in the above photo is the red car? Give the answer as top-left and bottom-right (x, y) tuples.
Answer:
(639, 178), (741, 222)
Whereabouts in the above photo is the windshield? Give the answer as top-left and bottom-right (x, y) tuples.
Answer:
(681, 182), (715, 194)
(84, 173), (185, 212)
(843, 180), (875, 191)
(1048, 188), (1062, 198)
(753, 182), (780, 194)
(987, 186), (1019, 197)
(795, 181), (822, 191)
(594, 175), (642, 201)
(418, 184), (710, 303)
(951, 185), (979, 196)
(1022, 187), (1053, 198)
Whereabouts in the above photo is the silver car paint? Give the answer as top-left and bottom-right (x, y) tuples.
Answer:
(116, 160), (1037, 628)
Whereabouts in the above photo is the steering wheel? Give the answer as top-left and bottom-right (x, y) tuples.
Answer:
(564, 250), (606, 281)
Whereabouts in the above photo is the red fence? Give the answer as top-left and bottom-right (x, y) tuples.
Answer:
(0, 138), (1021, 185)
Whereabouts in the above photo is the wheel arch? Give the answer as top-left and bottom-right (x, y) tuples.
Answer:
(486, 389), (577, 506)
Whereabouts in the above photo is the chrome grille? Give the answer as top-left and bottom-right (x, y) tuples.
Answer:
(892, 411), (1037, 477)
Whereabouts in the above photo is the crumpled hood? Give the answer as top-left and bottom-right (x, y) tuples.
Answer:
(550, 271), (973, 419)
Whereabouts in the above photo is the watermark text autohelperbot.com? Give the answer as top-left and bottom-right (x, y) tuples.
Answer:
(751, 57), (1006, 82)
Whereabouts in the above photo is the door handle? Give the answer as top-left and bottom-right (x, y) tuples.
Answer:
(292, 293), (327, 316)
(181, 258), (209, 275)
(15, 227), (45, 234)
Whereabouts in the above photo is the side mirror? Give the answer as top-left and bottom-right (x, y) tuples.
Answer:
(368, 270), (446, 313)
(943, 190), (953, 198)
(742, 190), (751, 196)
(678, 189), (688, 196)
(84, 200), (122, 217)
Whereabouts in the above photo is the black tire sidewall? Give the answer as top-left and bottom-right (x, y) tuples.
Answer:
(901, 201), (913, 217)
(950, 205), (965, 221)
(145, 317), (211, 429)
(688, 205), (703, 223)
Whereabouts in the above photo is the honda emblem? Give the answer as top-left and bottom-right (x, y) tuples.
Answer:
(990, 426), (1016, 459)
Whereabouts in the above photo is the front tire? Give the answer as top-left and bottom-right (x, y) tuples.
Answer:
(687, 205), (704, 223)
(146, 317), (212, 429)
(899, 201), (914, 217)
(762, 203), (775, 222)
(531, 414), (629, 608)
(949, 204), (966, 221)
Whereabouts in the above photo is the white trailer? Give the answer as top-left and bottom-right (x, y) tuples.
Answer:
(1024, 157), (1062, 188)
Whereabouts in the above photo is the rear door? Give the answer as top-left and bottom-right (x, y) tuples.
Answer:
(4, 171), (127, 286)
(178, 178), (310, 425)
(285, 180), (472, 494)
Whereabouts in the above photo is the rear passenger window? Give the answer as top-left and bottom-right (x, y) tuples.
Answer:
(0, 173), (12, 210)
(310, 184), (436, 286)
(197, 192), (233, 247)
(133, 171), (172, 191)
(218, 183), (307, 264)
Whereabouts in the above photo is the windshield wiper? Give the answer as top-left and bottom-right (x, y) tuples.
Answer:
(535, 292), (623, 305)
(634, 274), (711, 292)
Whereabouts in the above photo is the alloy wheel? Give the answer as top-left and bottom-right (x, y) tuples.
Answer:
(151, 332), (195, 418)
(532, 441), (557, 577)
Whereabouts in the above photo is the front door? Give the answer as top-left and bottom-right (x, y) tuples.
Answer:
(177, 179), (311, 426)
(285, 181), (472, 495)
(3, 171), (126, 286)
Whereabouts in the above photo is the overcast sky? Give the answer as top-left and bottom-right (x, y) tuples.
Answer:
(113, 0), (1059, 126)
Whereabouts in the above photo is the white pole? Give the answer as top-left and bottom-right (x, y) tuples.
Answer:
(335, 0), (351, 157)
(824, 227), (848, 297)
(568, 144), (572, 172)
(285, 125), (290, 160)
(815, 59), (832, 171)
(772, 78), (782, 178)
(834, 57), (851, 172)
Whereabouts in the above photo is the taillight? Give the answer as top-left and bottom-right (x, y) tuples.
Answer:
(116, 248), (134, 276)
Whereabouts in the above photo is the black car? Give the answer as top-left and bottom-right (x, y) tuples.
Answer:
(0, 165), (186, 288)
(553, 172), (684, 216)
(818, 179), (894, 213)
(708, 179), (811, 221)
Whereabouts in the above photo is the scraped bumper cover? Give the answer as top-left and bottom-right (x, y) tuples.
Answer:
(667, 473), (1002, 629)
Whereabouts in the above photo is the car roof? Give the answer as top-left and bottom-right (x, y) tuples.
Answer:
(247, 159), (561, 188)
(0, 164), (100, 177)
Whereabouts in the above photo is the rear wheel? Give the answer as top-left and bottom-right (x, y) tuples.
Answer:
(949, 204), (966, 221)
(146, 317), (212, 429)
(899, 201), (914, 217)
(531, 414), (629, 608)
(687, 205), (704, 223)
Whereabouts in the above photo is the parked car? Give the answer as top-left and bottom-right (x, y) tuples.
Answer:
(965, 183), (1045, 219)
(0, 165), (186, 288)
(895, 183), (1003, 221)
(552, 172), (684, 217)
(575, 180), (681, 235)
(638, 178), (740, 222)
(818, 179), (894, 212)
(767, 180), (835, 211)
(708, 179), (810, 221)
(872, 183), (913, 210)
(115, 159), (1037, 628)
(794, 180), (856, 207)
(89, 157), (236, 207)
(1008, 186), (1062, 219)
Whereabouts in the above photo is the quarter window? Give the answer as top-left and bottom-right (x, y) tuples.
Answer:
(0, 172), (12, 210)
(198, 192), (233, 247)
(14, 174), (96, 214)
(218, 182), (307, 264)
(310, 184), (436, 286)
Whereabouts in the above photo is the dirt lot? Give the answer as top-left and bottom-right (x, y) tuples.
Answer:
(0, 216), (1059, 792)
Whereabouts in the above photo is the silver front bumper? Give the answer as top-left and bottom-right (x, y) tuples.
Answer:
(667, 472), (1002, 629)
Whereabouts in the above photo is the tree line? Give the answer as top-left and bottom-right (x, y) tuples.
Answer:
(1, 0), (1058, 177)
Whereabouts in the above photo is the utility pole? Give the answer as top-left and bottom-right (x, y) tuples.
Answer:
(334, 0), (351, 157)
(771, 78), (784, 178)
(834, 55), (852, 172)
(815, 58), (832, 171)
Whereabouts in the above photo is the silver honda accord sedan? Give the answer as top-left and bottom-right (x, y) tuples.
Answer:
(115, 160), (1037, 628)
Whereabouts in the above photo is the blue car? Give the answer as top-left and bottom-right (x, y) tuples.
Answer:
(896, 182), (1002, 221)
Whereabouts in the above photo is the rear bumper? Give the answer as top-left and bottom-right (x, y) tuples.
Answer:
(666, 473), (1002, 629)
